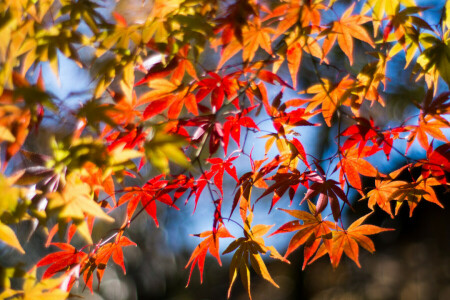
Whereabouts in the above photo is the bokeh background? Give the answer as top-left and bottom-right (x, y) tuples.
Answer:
(0, 0), (449, 299)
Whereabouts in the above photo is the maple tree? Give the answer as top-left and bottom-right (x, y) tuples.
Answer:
(0, 0), (449, 299)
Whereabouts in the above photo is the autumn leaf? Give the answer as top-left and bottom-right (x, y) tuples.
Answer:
(309, 213), (393, 268)
(420, 143), (450, 184)
(382, 6), (431, 45)
(213, 0), (257, 46)
(305, 76), (355, 127)
(366, 179), (408, 218)
(37, 243), (88, 280)
(206, 156), (239, 195)
(0, 268), (70, 300)
(322, 3), (374, 65)
(195, 72), (239, 112)
(340, 117), (380, 156)
(216, 17), (274, 68)
(81, 234), (136, 292)
(270, 200), (337, 269)
(223, 213), (287, 300)
(416, 36), (450, 88)
(362, 0), (417, 35)
(137, 79), (179, 107)
(47, 175), (114, 243)
(144, 130), (190, 174)
(0, 222), (25, 254)
(337, 148), (381, 195)
(242, 18), (273, 63)
(280, 30), (324, 88)
(117, 175), (179, 226)
(390, 176), (444, 217)
(267, 0), (324, 38)
(257, 168), (304, 211)
(405, 115), (449, 152)
(222, 108), (259, 154)
(420, 88), (450, 123)
(185, 225), (234, 286)
(301, 169), (352, 221)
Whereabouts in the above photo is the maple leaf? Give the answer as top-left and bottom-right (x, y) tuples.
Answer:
(206, 156), (239, 195)
(416, 35), (450, 88)
(214, 0), (257, 45)
(82, 234), (136, 292)
(382, 6), (432, 45)
(0, 221), (25, 254)
(0, 106), (31, 164)
(279, 29), (325, 88)
(134, 56), (180, 87)
(230, 156), (285, 222)
(322, 3), (374, 65)
(340, 117), (380, 156)
(266, 0), (325, 39)
(144, 130), (191, 174)
(390, 176), (444, 217)
(258, 88), (317, 134)
(420, 143), (450, 184)
(47, 175), (114, 244)
(309, 213), (393, 268)
(301, 168), (352, 221)
(405, 115), (449, 152)
(196, 71), (239, 112)
(362, 0), (418, 35)
(178, 115), (225, 155)
(366, 165), (444, 218)
(222, 107), (259, 154)
(37, 243), (88, 280)
(0, 268), (69, 299)
(117, 175), (179, 226)
(185, 225), (234, 286)
(305, 76), (355, 127)
(241, 18), (273, 63)
(106, 125), (146, 154)
(420, 88), (450, 123)
(366, 178), (408, 218)
(353, 52), (388, 109)
(337, 147), (381, 195)
(216, 17), (274, 68)
(223, 213), (287, 300)
(269, 200), (338, 269)
(137, 79), (179, 108)
(257, 168), (304, 211)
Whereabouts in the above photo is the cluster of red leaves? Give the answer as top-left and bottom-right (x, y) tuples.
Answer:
(37, 234), (136, 293)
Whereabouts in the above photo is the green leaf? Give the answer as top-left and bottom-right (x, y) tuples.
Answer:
(417, 37), (450, 87)
(144, 131), (190, 173)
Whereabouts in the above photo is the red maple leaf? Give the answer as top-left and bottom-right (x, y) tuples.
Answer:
(222, 106), (259, 154)
(420, 142), (450, 184)
(206, 156), (239, 195)
(196, 72), (239, 111)
(117, 175), (179, 226)
(37, 243), (88, 280)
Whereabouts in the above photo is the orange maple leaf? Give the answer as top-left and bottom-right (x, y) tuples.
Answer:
(305, 75), (355, 127)
(322, 3), (374, 65)
(185, 225), (234, 286)
(269, 200), (338, 269)
(309, 213), (393, 268)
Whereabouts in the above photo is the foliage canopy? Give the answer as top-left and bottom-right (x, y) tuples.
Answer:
(0, 0), (449, 298)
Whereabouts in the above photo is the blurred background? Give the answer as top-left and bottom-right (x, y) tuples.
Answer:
(0, 0), (449, 299)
